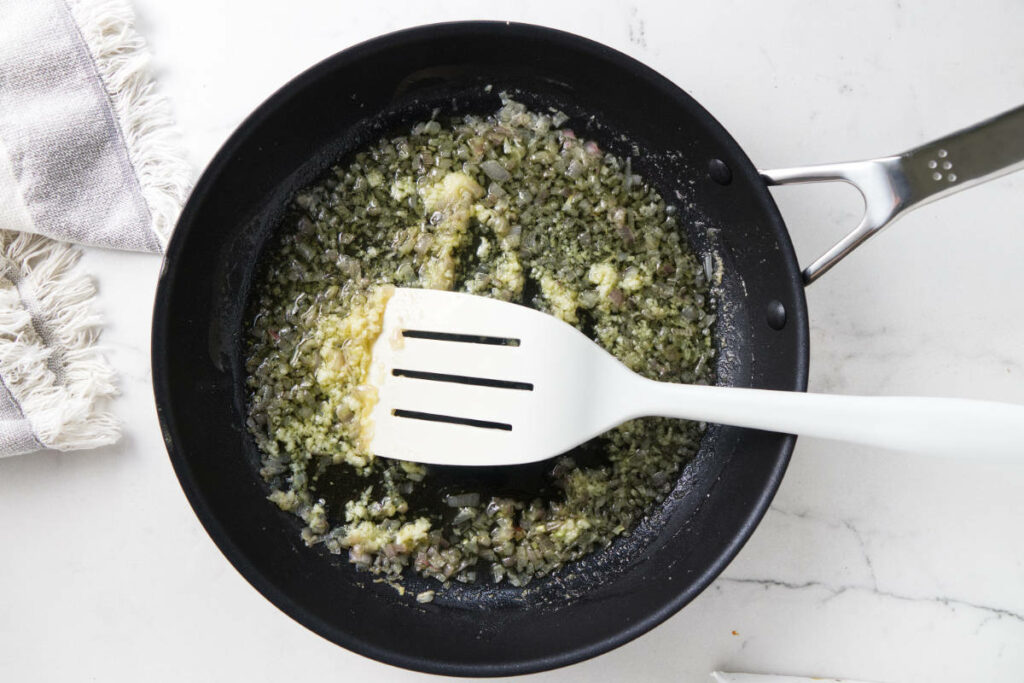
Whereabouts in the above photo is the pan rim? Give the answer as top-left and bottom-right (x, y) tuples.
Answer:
(152, 20), (809, 677)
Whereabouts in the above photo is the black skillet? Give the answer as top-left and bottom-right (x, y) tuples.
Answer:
(152, 22), (1024, 677)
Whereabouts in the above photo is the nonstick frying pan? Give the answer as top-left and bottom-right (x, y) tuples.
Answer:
(152, 22), (1024, 677)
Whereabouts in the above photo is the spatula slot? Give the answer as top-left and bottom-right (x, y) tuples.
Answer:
(392, 369), (533, 391)
(401, 330), (520, 346)
(392, 409), (513, 431)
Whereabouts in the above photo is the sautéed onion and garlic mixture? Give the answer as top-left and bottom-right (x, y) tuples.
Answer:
(245, 98), (715, 592)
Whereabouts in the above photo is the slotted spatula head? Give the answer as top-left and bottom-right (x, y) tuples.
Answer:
(366, 288), (636, 465)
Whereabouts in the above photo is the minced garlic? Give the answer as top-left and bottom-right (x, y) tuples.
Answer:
(314, 284), (394, 465)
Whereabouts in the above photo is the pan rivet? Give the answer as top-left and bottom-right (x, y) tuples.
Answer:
(766, 300), (787, 330)
(708, 158), (732, 185)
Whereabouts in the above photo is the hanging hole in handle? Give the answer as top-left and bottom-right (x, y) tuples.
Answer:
(761, 179), (868, 282)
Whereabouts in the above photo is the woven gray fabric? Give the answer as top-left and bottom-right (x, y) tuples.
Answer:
(0, 0), (160, 252)
(0, 377), (41, 455)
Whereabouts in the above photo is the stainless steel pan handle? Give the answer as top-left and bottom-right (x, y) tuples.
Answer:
(759, 104), (1024, 284)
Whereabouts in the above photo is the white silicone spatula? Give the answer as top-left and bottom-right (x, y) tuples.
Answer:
(365, 288), (1024, 466)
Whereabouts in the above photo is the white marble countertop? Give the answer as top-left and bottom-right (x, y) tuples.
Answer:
(2, 1), (1023, 681)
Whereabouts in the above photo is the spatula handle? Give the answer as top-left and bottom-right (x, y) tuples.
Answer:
(631, 380), (1024, 461)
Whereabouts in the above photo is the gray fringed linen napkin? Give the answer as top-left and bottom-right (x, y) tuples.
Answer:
(0, 0), (190, 456)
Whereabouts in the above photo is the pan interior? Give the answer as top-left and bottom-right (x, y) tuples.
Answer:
(229, 81), (745, 604)
(154, 23), (807, 676)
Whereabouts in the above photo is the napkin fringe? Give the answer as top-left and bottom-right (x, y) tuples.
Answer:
(66, 0), (192, 249)
(0, 232), (119, 451)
